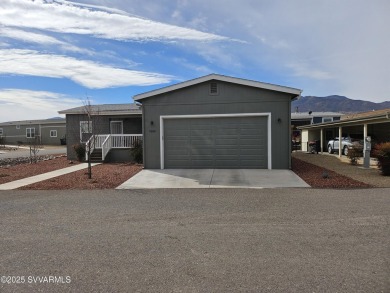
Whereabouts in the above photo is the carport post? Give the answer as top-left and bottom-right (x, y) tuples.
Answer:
(338, 127), (342, 157)
(363, 123), (368, 158)
(320, 128), (323, 154)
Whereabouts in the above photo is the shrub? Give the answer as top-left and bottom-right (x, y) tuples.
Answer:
(131, 139), (143, 164)
(373, 142), (390, 176)
(72, 143), (85, 162)
(347, 145), (363, 165)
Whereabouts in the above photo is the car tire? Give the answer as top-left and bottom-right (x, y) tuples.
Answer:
(343, 146), (348, 156)
(328, 145), (333, 154)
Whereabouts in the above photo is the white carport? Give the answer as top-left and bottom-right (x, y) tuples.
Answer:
(299, 109), (390, 157)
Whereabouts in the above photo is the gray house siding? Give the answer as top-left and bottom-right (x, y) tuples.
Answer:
(0, 122), (65, 145)
(141, 81), (292, 169)
(65, 114), (142, 160)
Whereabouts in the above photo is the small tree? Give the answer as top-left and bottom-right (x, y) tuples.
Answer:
(28, 136), (42, 164)
(81, 97), (102, 179)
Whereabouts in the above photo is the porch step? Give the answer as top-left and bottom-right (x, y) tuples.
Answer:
(88, 149), (103, 162)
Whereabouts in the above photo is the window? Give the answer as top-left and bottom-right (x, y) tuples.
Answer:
(322, 117), (333, 123)
(26, 128), (35, 138)
(16, 125), (20, 129)
(209, 82), (219, 95)
(80, 121), (93, 142)
(50, 130), (57, 137)
(0, 128), (3, 135)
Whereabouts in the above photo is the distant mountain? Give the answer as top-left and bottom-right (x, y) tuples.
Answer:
(292, 95), (390, 113)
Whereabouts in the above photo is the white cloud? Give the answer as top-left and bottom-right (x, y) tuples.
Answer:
(0, 49), (173, 88)
(0, 27), (90, 54)
(0, 89), (82, 122)
(0, 0), (227, 42)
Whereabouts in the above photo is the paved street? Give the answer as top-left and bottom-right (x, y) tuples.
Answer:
(0, 188), (389, 292)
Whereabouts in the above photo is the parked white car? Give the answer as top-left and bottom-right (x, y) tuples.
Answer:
(327, 137), (354, 155)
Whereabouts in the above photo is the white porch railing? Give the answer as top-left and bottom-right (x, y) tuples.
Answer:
(86, 134), (142, 161)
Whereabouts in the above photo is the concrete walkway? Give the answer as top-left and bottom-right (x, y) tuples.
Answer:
(0, 163), (100, 190)
(117, 169), (310, 189)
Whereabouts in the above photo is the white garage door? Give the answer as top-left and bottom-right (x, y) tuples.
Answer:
(163, 116), (268, 169)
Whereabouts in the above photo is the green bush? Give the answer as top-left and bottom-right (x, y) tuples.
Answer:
(131, 139), (143, 164)
(347, 145), (363, 165)
(373, 142), (390, 176)
(72, 143), (85, 162)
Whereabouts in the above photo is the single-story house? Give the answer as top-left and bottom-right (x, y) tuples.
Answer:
(291, 111), (344, 149)
(299, 109), (390, 155)
(0, 118), (66, 146)
(134, 74), (302, 169)
(58, 104), (142, 161)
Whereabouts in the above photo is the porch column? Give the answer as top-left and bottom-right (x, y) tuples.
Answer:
(320, 128), (323, 154)
(363, 123), (368, 158)
(338, 126), (342, 157)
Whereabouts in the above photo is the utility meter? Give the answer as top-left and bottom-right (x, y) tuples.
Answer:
(363, 136), (371, 168)
(365, 136), (372, 151)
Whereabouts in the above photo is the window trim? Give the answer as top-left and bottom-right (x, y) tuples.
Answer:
(26, 127), (35, 138)
(50, 130), (57, 138)
(0, 128), (3, 135)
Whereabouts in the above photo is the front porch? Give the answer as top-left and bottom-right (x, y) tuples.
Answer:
(86, 134), (142, 162)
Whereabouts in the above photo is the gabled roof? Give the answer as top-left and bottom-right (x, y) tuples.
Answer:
(0, 118), (65, 126)
(58, 103), (141, 115)
(133, 74), (302, 101)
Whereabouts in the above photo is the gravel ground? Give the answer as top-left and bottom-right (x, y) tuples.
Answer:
(0, 156), (76, 184)
(292, 157), (371, 188)
(292, 152), (390, 188)
(19, 163), (142, 190)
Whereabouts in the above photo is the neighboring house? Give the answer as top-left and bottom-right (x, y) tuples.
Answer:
(0, 118), (66, 145)
(291, 111), (343, 127)
(58, 104), (142, 161)
(134, 74), (301, 169)
(298, 108), (390, 154)
(291, 111), (344, 149)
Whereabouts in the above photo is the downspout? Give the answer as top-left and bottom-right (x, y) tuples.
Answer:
(39, 124), (42, 145)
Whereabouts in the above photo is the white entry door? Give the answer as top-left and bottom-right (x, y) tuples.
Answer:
(110, 121), (123, 134)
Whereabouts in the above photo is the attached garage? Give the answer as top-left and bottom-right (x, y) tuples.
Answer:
(134, 74), (301, 170)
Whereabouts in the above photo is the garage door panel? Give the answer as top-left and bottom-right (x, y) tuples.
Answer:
(164, 116), (268, 169)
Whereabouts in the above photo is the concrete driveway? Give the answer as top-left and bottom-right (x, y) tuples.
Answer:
(117, 169), (310, 189)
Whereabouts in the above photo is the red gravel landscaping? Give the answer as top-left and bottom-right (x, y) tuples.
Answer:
(19, 163), (143, 190)
(0, 156), (78, 184)
(292, 157), (372, 188)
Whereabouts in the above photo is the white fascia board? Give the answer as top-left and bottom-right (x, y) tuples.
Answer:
(134, 74), (302, 101)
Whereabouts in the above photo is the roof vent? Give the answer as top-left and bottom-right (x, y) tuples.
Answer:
(209, 82), (218, 95)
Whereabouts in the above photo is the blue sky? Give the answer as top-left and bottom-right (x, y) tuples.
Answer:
(0, 0), (389, 122)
